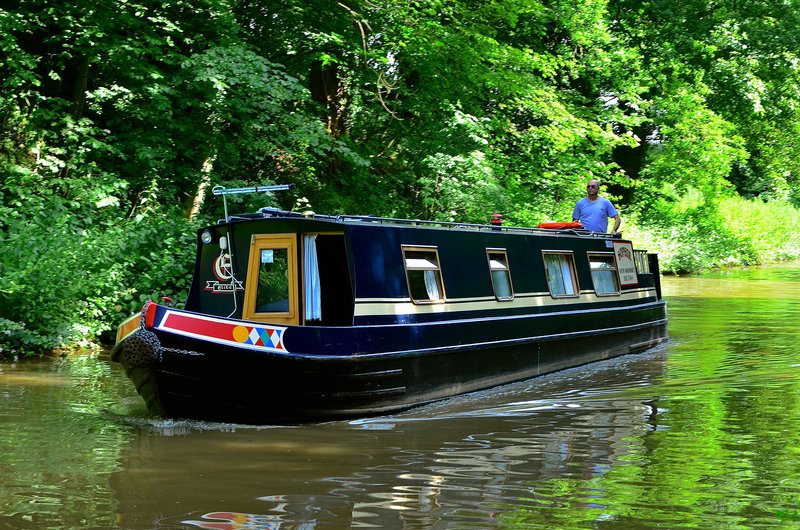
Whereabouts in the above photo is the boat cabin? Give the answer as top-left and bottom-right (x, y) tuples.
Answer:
(184, 208), (659, 329)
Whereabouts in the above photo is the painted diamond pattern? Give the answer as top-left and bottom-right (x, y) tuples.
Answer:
(243, 326), (285, 349)
(267, 329), (282, 349)
(248, 327), (261, 345)
(256, 328), (269, 346)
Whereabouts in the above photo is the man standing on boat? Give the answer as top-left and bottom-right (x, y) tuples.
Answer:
(572, 179), (621, 233)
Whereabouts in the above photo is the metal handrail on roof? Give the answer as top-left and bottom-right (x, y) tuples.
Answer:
(245, 208), (618, 239)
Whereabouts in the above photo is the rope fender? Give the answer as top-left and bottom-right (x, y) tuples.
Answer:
(121, 329), (162, 367)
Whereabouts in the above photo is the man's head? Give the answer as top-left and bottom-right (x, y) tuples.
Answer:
(586, 179), (599, 199)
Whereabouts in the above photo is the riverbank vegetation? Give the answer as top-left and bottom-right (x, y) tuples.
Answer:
(2, 0), (800, 355)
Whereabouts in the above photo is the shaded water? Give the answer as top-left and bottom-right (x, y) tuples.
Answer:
(2, 264), (800, 528)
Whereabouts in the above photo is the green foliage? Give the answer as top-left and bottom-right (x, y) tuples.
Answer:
(0, 206), (201, 356)
(3, 0), (800, 354)
(416, 107), (505, 221)
(0, 211), (107, 354)
(719, 197), (800, 263)
(609, 0), (800, 204)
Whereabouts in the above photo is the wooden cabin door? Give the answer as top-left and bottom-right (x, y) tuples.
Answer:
(242, 234), (299, 325)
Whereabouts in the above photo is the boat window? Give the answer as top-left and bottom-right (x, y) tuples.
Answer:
(542, 252), (579, 298)
(487, 249), (513, 301)
(589, 253), (621, 295)
(256, 248), (290, 310)
(634, 249), (650, 274)
(402, 246), (445, 303)
(243, 234), (299, 324)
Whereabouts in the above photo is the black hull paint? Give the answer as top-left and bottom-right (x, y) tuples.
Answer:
(119, 301), (667, 424)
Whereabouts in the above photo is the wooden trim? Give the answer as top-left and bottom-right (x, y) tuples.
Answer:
(242, 234), (299, 325)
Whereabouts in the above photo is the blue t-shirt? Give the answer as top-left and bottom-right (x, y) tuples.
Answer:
(572, 197), (618, 232)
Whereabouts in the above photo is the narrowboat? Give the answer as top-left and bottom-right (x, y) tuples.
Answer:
(112, 185), (668, 424)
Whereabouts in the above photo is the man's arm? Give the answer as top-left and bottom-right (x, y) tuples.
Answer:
(572, 202), (581, 223)
(611, 214), (621, 233)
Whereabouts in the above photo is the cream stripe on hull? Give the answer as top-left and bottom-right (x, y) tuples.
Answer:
(354, 287), (657, 317)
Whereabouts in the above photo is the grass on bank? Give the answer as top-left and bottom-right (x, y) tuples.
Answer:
(624, 196), (800, 274)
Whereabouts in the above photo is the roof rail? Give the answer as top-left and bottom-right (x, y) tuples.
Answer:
(227, 206), (620, 239)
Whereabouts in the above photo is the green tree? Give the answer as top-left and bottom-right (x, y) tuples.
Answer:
(609, 0), (800, 207)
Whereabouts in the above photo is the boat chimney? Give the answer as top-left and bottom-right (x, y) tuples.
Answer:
(491, 213), (503, 230)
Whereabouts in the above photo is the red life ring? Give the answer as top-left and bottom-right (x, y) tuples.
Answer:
(537, 222), (583, 229)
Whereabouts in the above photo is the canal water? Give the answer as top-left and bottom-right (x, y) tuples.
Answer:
(1, 264), (800, 529)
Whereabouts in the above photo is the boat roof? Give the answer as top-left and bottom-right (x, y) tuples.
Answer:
(220, 207), (620, 240)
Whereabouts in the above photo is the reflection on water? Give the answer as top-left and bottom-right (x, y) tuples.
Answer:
(106, 350), (669, 529)
(0, 353), (139, 529)
(2, 263), (800, 528)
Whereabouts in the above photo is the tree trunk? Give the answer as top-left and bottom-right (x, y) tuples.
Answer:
(310, 60), (347, 181)
(72, 56), (89, 119)
(189, 157), (214, 221)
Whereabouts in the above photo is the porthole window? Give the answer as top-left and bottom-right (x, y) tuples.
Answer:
(543, 251), (579, 298)
(487, 249), (513, 301)
(589, 253), (621, 295)
(402, 246), (445, 303)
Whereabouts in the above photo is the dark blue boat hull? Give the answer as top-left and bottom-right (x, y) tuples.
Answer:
(116, 300), (667, 424)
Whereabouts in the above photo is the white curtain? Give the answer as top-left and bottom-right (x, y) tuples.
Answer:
(560, 257), (575, 295)
(593, 269), (618, 294)
(491, 270), (512, 298)
(424, 270), (441, 299)
(304, 234), (321, 320)
(544, 255), (562, 295)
